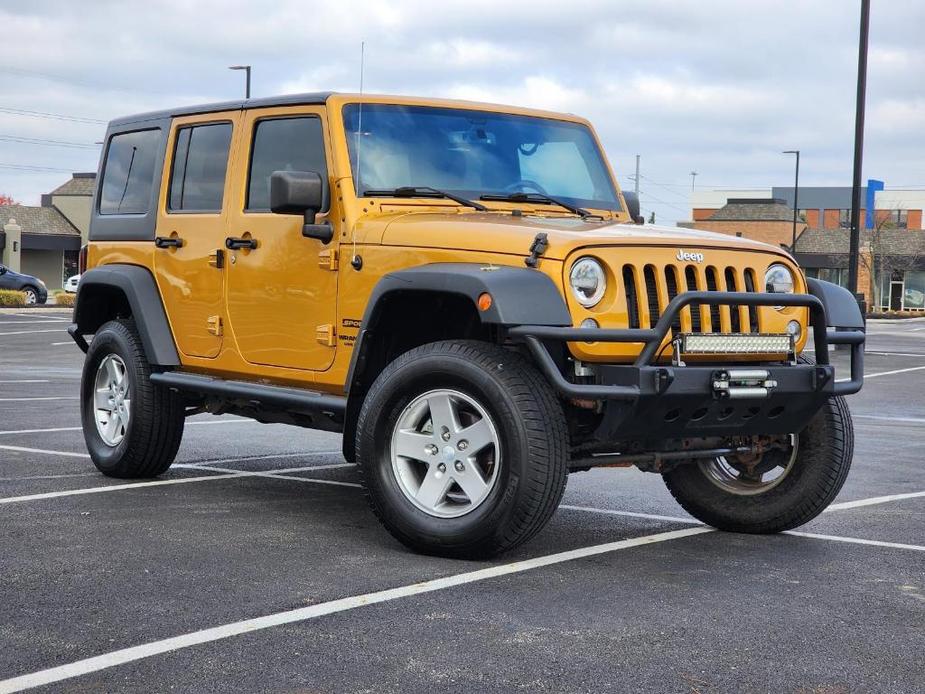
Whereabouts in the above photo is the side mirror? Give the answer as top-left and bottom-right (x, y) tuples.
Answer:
(622, 191), (645, 225)
(269, 170), (333, 243)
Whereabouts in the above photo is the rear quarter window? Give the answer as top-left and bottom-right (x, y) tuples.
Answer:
(99, 129), (161, 215)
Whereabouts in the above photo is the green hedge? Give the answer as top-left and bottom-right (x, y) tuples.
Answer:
(0, 290), (27, 307)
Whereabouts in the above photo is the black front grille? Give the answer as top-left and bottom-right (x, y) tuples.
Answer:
(622, 261), (760, 335)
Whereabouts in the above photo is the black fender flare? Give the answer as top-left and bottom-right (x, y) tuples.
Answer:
(70, 264), (180, 366)
(807, 278), (864, 329)
(345, 262), (572, 392)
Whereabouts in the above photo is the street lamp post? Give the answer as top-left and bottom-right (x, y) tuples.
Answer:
(229, 65), (251, 99)
(783, 150), (800, 252)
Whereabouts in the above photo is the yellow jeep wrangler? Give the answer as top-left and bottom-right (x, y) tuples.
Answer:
(70, 93), (865, 558)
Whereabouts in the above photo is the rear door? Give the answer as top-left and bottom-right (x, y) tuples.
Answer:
(224, 106), (338, 371)
(153, 112), (239, 359)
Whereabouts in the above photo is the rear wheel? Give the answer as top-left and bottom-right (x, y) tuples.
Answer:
(356, 340), (568, 558)
(81, 319), (185, 478)
(663, 395), (853, 532)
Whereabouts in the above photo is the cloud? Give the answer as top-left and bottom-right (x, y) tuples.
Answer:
(0, 0), (923, 225)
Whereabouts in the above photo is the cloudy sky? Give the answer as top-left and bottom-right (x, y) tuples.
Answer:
(1, 0), (923, 223)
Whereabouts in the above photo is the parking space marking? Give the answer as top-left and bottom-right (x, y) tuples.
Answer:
(0, 419), (251, 436)
(0, 525), (712, 693)
(865, 365), (925, 379)
(177, 451), (344, 467)
(50, 342), (75, 346)
(560, 504), (697, 524)
(866, 351), (925, 358)
(0, 329), (67, 336)
(854, 414), (925, 424)
(787, 531), (925, 552)
(0, 444), (90, 459)
(827, 490), (925, 511)
(184, 464), (362, 488)
(0, 464), (355, 505)
(0, 380), (49, 384)
(0, 397), (79, 402)
(0, 320), (71, 325)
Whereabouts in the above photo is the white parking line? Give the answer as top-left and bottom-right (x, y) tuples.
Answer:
(50, 342), (74, 346)
(559, 504), (696, 524)
(182, 464), (362, 488)
(853, 414), (925, 424)
(0, 525), (713, 693)
(0, 380), (49, 383)
(786, 531), (925, 552)
(866, 351), (925, 358)
(0, 445), (90, 459)
(0, 329), (67, 336)
(0, 397), (79, 402)
(865, 365), (925, 379)
(827, 490), (925, 511)
(0, 464), (356, 505)
(0, 320), (71, 325)
(0, 419), (251, 436)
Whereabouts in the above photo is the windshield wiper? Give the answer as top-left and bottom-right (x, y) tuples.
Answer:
(480, 192), (592, 218)
(363, 186), (487, 211)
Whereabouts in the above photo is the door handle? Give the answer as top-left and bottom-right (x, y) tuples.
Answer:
(154, 236), (184, 249)
(225, 237), (258, 250)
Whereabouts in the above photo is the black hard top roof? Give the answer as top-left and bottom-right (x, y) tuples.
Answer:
(108, 92), (335, 127)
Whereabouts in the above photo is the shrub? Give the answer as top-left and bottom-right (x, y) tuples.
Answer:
(0, 290), (27, 307)
(53, 291), (76, 308)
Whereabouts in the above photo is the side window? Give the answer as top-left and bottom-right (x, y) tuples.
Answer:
(168, 122), (233, 212)
(99, 129), (161, 215)
(246, 117), (328, 211)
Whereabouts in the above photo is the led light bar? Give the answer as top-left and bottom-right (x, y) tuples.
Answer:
(680, 333), (793, 355)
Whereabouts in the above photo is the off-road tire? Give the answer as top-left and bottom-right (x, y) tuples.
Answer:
(663, 394), (853, 533)
(356, 340), (568, 558)
(81, 319), (185, 478)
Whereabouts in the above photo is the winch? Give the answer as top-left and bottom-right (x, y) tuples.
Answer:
(712, 369), (778, 400)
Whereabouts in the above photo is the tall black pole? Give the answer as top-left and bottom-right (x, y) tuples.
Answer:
(245, 66), (251, 99)
(847, 0), (870, 297)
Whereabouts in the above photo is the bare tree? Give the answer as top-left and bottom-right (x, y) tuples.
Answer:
(861, 215), (922, 310)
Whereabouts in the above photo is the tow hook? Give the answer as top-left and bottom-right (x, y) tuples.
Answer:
(712, 369), (778, 400)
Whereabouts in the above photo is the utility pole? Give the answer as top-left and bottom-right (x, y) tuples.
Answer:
(229, 65), (251, 99)
(634, 155), (640, 197)
(847, 0), (870, 299)
(690, 171), (698, 191)
(783, 150), (800, 252)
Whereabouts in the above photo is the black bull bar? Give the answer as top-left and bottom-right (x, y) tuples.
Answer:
(507, 290), (864, 439)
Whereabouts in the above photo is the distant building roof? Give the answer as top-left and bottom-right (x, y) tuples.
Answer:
(0, 205), (80, 236)
(708, 198), (797, 222)
(795, 227), (925, 256)
(49, 173), (96, 197)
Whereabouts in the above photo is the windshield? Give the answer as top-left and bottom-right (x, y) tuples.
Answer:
(343, 104), (622, 212)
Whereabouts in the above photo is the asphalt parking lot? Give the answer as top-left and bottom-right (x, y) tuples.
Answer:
(0, 310), (923, 693)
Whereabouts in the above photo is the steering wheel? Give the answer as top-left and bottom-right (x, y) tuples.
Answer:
(503, 180), (548, 195)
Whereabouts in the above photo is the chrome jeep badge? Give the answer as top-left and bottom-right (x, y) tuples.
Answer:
(676, 249), (705, 263)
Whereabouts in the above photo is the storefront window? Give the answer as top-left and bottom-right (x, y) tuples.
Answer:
(904, 270), (925, 310)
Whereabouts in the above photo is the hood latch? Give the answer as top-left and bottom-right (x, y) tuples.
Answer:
(524, 233), (549, 268)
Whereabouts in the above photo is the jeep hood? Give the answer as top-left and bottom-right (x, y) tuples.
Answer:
(366, 210), (790, 261)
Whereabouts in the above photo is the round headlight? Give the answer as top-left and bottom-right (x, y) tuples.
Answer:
(569, 257), (606, 307)
(764, 263), (794, 294)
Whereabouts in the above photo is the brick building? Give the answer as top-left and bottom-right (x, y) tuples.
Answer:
(684, 188), (925, 312)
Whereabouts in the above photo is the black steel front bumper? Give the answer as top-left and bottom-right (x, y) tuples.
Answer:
(508, 289), (864, 440)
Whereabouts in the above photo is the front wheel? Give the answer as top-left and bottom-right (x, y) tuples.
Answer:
(663, 395), (853, 533)
(81, 319), (185, 478)
(21, 286), (38, 305)
(356, 340), (569, 558)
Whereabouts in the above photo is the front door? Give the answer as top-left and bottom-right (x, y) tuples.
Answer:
(890, 281), (904, 311)
(154, 112), (239, 358)
(224, 106), (338, 371)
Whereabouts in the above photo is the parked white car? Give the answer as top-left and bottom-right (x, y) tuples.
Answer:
(64, 274), (81, 294)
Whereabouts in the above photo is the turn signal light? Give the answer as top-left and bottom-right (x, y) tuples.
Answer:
(477, 293), (492, 311)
